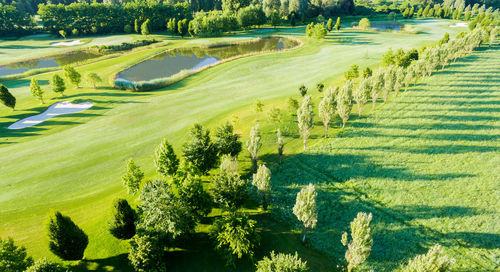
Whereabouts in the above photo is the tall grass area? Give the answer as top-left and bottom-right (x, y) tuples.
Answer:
(271, 46), (500, 271)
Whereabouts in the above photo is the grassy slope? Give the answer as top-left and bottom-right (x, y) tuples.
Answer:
(0, 20), (470, 270)
(272, 46), (500, 271)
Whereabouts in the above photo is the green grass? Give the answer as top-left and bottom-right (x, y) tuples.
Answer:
(271, 46), (500, 271)
(0, 19), (474, 271)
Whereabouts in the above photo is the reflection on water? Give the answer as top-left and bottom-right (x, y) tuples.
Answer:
(0, 51), (104, 77)
(371, 23), (402, 31)
(118, 37), (298, 82)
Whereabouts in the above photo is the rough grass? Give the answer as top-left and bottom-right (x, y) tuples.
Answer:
(271, 46), (500, 271)
(0, 20), (473, 271)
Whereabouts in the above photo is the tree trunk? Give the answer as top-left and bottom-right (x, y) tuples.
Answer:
(342, 122), (345, 128)
(303, 138), (307, 150)
(358, 105), (362, 117)
(279, 153), (283, 165)
(324, 125), (328, 138)
(251, 158), (257, 172)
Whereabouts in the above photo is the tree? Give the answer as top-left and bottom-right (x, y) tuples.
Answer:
(63, 66), (81, 87)
(46, 211), (88, 260)
(353, 77), (371, 117)
(85, 73), (102, 89)
(141, 19), (151, 36)
(30, 78), (44, 104)
(326, 18), (333, 32)
(109, 198), (136, 240)
(214, 122), (242, 157)
(337, 81), (353, 128)
(277, 129), (285, 164)
(334, 16), (341, 31)
(177, 174), (212, 220)
(316, 83), (324, 93)
(344, 64), (359, 80)
(178, 19), (188, 38)
(362, 67), (372, 78)
(313, 23), (327, 39)
(318, 87), (335, 137)
(25, 258), (66, 272)
(358, 18), (370, 30)
(255, 99), (264, 115)
(288, 97), (299, 116)
(71, 28), (79, 36)
(438, 32), (450, 46)
(297, 95), (313, 150)
(122, 158), (144, 194)
(381, 47), (394, 67)
(382, 67), (395, 102)
(293, 184), (317, 243)
(155, 138), (179, 178)
(0, 237), (33, 271)
(0, 84), (16, 110)
(246, 124), (263, 171)
(183, 124), (218, 174)
(51, 75), (66, 96)
(167, 18), (177, 34)
(299, 84), (308, 96)
(341, 212), (373, 272)
(59, 30), (66, 39)
(256, 251), (309, 272)
(211, 211), (260, 266)
(289, 12), (296, 26)
(270, 10), (280, 27)
(212, 156), (248, 208)
(402, 244), (454, 272)
(134, 19), (140, 33)
(139, 179), (196, 237)
(371, 69), (384, 109)
(128, 234), (165, 272)
(252, 164), (271, 210)
(394, 66), (405, 97)
(267, 106), (281, 131)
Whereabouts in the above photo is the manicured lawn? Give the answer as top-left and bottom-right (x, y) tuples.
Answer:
(0, 19), (475, 271)
(271, 46), (500, 271)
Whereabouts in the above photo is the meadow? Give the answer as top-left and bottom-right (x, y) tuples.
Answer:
(2, 18), (496, 271)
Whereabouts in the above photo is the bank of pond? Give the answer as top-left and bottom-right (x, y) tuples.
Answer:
(114, 36), (301, 91)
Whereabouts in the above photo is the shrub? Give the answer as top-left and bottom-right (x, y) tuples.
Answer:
(256, 251), (309, 272)
(25, 258), (66, 272)
(358, 18), (371, 30)
(109, 198), (136, 240)
(124, 25), (133, 33)
(128, 234), (165, 272)
(0, 237), (34, 271)
(46, 211), (88, 260)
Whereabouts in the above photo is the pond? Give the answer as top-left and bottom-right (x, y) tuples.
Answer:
(371, 23), (403, 31)
(117, 37), (299, 82)
(0, 51), (104, 77)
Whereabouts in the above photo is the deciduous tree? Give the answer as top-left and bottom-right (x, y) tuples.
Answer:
(297, 95), (313, 150)
(293, 184), (317, 243)
(341, 212), (373, 272)
(402, 244), (454, 272)
(122, 158), (144, 194)
(86, 73), (102, 89)
(63, 66), (81, 87)
(214, 122), (242, 157)
(256, 251), (309, 272)
(212, 156), (248, 208)
(252, 164), (271, 210)
(141, 19), (151, 36)
(337, 80), (353, 128)
(128, 234), (165, 272)
(246, 124), (263, 171)
(277, 129), (285, 164)
(155, 138), (179, 178)
(25, 258), (66, 272)
(183, 124), (218, 174)
(353, 77), (371, 116)
(318, 87), (335, 137)
(30, 78), (44, 104)
(0, 237), (33, 271)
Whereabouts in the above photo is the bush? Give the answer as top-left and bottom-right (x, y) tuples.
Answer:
(109, 198), (136, 240)
(238, 5), (266, 29)
(25, 258), (66, 272)
(359, 18), (371, 30)
(256, 251), (309, 272)
(128, 234), (165, 272)
(189, 11), (239, 37)
(46, 211), (88, 260)
(0, 237), (34, 271)
(90, 39), (157, 53)
(124, 25), (133, 33)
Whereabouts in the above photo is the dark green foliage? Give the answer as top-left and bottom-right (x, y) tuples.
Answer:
(0, 4), (34, 36)
(51, 74), (66, 96)
(326, 18), (333, 31)
(25, 258), (66, 272)
(316, 83), (324, 93)
(178, 19), (188, 37)
(139, 179), (197, 238)
(238, 5), (266, 29)
(438, 32), (450, 46)
(289, 12), (296, 26)
(0, 84), (16, 110)
(167, 18), (177, 34)
(214, 122), (242, 157)
(188, 11), (239, 37)
(255, 251), (309, 272)
(63, 66), (81, 87)
(299, 84), (308, 96)
(154, 138), (180, 178)
(38, 2), (191, 36)
(270, 9), (280, 27)
(211, 211), (260, 266)
(305, 22), (314, 37)
(381, 47), (394, 67)
(363, 67), (373, 78)
(288, 97), (299, 115)
(46, 211), (88, 260)
(128, 234), (165, 272)
(182, 124), (218, 174)
(122, 158), (144, 194)
(177, 175), (213, 220)
(109, 198), (136, 240)
(0, 237), (34, 271)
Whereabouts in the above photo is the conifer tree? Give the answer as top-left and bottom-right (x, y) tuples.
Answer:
(122, 158), (144, 194)
(155, 138), (180, 177)
(109, 198), (136, 240)
(0, 84), (16, 110)
(46, 211), (88, 260)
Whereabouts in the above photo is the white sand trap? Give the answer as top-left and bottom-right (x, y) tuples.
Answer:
(449, 22), (468, 27)
(51, 40), (84, 46)
(8, 101), (93, 130)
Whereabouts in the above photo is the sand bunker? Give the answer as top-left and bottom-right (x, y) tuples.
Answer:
(51, 40), (83, 46)
(449, 22), (468, 28)
(8, 101), (93, 130)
